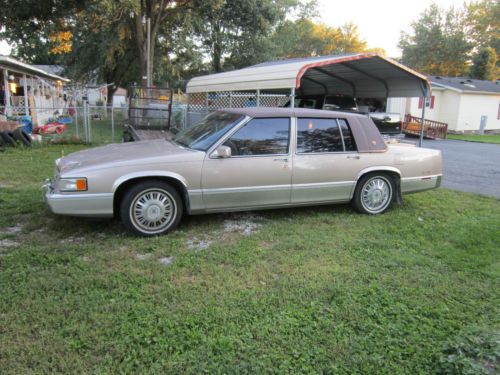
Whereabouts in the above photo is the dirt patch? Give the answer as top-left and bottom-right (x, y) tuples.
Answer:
(0, 239), (20, 249)
(135, 253), (152, 260)
(60, 236), (85, 244)
(223, 213), (264, 236)
(186, 237), (213, 251)
(158, 256), (173, 266)
(0, 223), (23, 235)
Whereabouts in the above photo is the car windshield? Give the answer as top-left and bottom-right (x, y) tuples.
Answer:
(172, 112), (244, 151)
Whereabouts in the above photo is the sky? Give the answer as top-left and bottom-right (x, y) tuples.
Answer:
(318, 0), (469, 57)
(0, 0), (469, 57)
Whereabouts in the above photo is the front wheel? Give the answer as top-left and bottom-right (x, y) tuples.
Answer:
(352, 174), (395, 214)
(120, 181), (183, 236)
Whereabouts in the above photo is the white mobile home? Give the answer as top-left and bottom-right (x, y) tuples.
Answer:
(387, 76), (500, 134)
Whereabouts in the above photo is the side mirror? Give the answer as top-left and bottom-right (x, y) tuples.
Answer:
(211, 145), (232, 158)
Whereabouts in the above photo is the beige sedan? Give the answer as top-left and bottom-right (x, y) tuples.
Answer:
(44, 108), (442, 236)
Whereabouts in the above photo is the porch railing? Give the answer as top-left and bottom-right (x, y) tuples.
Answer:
(403, 114), (448, 140)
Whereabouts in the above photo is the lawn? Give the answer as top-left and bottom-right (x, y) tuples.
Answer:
(447, 133), (500, 144)
(1, 144), (499, 374)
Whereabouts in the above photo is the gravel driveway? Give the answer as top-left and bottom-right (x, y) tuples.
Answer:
(422, 139), (500, 198)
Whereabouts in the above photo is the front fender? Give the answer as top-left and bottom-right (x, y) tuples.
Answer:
(111, 170), (189, 193)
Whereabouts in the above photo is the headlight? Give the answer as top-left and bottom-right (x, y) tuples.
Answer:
(59, 178), (87, 192)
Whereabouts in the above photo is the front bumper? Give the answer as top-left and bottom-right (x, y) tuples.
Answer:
(43, 179), (114, 218)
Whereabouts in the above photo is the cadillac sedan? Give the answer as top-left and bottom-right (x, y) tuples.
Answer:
(43, 108), (442, 236)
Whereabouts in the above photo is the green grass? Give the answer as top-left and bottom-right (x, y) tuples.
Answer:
(1, 145), (499, 374)
(447, 134), (500, 144)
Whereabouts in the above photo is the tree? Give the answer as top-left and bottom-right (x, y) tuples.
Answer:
(192, 0), (296, 72)
(399, 4), (472, 76)
(467, 0), (500, 56)
(270, 19), (369, 60)
(0, 0), (85, 64)
(470, 47), (498, 80)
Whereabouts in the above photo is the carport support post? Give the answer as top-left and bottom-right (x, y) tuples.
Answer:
(419, 92), (429, 147)
(290, 88), (295, 108)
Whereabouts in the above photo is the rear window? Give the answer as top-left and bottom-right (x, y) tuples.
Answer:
(297, 118), (343, 153)
(297, 118), (357, 153)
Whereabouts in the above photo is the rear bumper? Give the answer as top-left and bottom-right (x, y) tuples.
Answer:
(43, 180), (114, 217)
(401, 174), (442, 194)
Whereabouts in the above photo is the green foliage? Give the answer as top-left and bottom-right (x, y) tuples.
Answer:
(399, 4), (472, 76)
(0, 141), (499, 373)
(435, 328), (500, 374)
(470, 47), (499, 80)
(270, 19), (369, 59)
(192, 0), (295, 72)
(467, 0), (500, 56)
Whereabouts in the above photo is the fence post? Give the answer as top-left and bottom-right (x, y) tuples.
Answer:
(75, 105), (79, 138)
(256, 89), (260, 107)
(88, 103), (92, 143)
(111, 105), (115, 143)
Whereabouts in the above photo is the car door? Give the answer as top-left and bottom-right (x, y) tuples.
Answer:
(292, 117), (362, 204)
(201, 117), (292, 211)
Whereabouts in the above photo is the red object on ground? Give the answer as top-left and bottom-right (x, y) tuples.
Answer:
(33, 122), (67, 135)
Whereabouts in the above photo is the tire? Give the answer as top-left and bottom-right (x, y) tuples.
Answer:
(13, 128), (32, 147)
(352, 173), (395, 214)
(0, 132), (16, 147)
(120, 180), (183, 237)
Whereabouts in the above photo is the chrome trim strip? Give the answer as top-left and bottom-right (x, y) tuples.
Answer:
(293, 181), (355, 189)
(400, 174), (441, 182)
(200, 184), (291, 195)
(48, 192), (113, 200)
(190, 180), (356, 195)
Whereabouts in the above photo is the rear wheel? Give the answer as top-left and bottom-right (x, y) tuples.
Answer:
(120, 181), (183, 236)
(352, 173), (394, 214)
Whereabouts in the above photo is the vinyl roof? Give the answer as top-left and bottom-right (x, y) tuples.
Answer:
(0, 55), (70, 82)
(220, 107), (366, 119)
(187, 53), (430, 98)
(429, 76), (500, 94)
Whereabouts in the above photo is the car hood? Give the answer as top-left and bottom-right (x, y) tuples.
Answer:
(57, 139), (204, 174)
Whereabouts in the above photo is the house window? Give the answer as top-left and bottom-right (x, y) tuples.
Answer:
(418, 95), (435, 109)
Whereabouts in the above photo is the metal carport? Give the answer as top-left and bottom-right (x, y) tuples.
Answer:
(186, 53), (431, 145)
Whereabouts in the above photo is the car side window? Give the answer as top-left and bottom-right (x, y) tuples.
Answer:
(223, 118), (290, 156)
(338, 119), (357, 151)
(297, 118), (344, 153)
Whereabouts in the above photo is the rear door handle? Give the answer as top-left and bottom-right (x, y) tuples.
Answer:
(347, 155), (360, 160)
(274, 157), (289, 162)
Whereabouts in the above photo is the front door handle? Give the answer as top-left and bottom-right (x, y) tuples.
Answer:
(347, 155), (360, 160)
(274, 157), (289, 162)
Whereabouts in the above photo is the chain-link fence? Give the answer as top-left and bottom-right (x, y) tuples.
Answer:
(0, 104), (128, 145)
